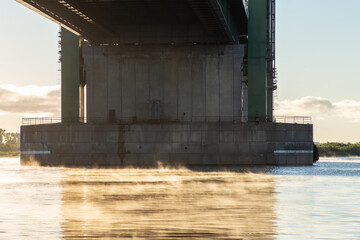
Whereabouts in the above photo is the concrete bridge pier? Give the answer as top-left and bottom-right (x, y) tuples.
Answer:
(21, 33), (314, 166)
(18, 0), (314, 166)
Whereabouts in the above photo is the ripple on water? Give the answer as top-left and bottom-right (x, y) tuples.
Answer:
(0, 159), (277, 239)
(1, 157), (360, 239)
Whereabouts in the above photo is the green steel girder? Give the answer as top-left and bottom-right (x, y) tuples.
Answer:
(248, 0), (268, 122)
(267, 0), (276, 120)
(61, 27), (80, 123)
(210, 0), (239, 43)
(188, 0), (248, 43)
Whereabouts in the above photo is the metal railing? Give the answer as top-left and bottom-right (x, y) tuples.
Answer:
(272, 116), (312, 124)
(22, 115), (312, 126)
(22, 117), (62, 126)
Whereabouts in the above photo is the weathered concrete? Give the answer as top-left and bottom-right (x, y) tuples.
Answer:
(83, 45), (246, 123)
(21, 122), (313, 167)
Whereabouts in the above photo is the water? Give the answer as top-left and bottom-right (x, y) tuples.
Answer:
(0, 158), (360, 239)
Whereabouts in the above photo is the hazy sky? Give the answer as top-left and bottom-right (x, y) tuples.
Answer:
(1, 0), (360, 143)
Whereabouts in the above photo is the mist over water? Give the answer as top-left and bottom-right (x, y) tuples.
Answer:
(1, 158), (360, 239)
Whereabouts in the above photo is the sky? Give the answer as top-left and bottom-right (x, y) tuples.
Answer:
(1, 0), (360, 143)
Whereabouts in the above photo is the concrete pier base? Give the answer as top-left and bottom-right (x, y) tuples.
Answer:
(21, 122), (313, 167)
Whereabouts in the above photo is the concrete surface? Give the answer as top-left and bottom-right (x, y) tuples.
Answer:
(21, 122), (313, 167)
(83, 45), (247, 123)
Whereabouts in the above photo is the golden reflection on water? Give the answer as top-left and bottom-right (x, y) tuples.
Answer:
(61, 168), (276, 239)
(3, 158), (360, 239)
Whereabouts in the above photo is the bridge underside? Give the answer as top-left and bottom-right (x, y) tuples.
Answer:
(16, 0), (248, 44)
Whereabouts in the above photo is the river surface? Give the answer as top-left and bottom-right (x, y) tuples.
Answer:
(0, 157), (360, 239)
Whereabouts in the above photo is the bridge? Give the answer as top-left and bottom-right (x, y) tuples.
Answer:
(17, 0), (314, 167)
(18, 0), (248, 44)
(17, 0), (274, 122)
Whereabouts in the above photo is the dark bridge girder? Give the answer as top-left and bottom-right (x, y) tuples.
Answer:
(15, 0), (248, 44)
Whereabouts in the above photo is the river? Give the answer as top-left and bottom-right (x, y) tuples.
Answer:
(0, 157), (359, 239)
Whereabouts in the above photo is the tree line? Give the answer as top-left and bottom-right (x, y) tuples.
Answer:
(0, 129), (20, 157)
(317, 142), (360, 157)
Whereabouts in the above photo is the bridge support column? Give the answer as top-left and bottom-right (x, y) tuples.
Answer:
(267, 79), (273, 121)
(61, 27), (82, 123)
(248, 0), (268, 122)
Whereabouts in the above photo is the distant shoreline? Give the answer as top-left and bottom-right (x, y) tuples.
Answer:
(318, 142), (360, 157)
(1, 129), (20, 157)
(0, 152), (20, 157)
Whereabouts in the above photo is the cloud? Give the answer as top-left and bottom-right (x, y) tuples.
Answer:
(0, 84), (60, 116)
(275, 96), (360, 122)
(2, 86), (360, 124)
(333, 99), (360, 120)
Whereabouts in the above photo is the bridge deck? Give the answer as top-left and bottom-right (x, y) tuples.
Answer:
(15, 0), (247, 44)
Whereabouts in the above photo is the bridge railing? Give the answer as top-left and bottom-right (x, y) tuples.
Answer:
(21, 116), (248, 125)
(22, 117), (62, 126)
(272, 116), (312, 124)
(22, 116), (312, 126)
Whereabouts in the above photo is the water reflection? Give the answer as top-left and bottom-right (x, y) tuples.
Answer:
(2, 158), (360, 239)
(0, 158), (63, 239)
(61, 168), (277, 239)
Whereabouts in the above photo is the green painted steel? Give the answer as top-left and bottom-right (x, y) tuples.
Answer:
(248, 0), (268, 122)
(217, 0), (239, 43)
(267, 85), (273, 120)
(61, 27), (80, 123)
(267, 0), (276, 121)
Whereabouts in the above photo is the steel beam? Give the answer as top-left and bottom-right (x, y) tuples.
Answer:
(16, 0), (247, 44)
(61, 27), (80, 123)
(209, 0), (239, 42)
(267, 0), (276, 121)
(248, 0), (268, 122)
(15, 0), (113, 44)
